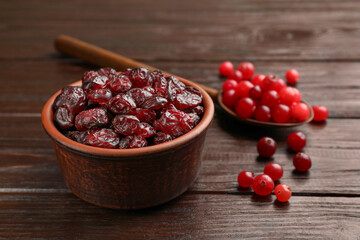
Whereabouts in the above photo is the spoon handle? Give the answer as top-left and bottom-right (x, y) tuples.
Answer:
(55, 35), (219, 100)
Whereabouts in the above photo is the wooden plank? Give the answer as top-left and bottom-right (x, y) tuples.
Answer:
(0, 0), (360, 60)
(0, 192), (358, 239)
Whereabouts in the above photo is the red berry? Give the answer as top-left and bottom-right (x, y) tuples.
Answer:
(119, 134), (148, 149)
(235, 81), (254, 98)
(264, 162), (283, 181)
(237, 171), (254, 188)
(129, 67), (153, 88)
(75, 108), (109, 131)
(235, 98), (256, 119)
(54, 107), (74, 130)
(219, 61), (234, 77)
(107, 93), (136, 114)
(287, 132), (306, 152)
(279, 87), (301, 106)
(254, 105), (271, 122)
(249, 86), (262, 100)
(286, 69), (300, 85)
(312, 105), (329, 122)
(237, 62), (255, 80)
(222, 79), (238, 92)
(290, 102), (310, 122)
(173, 90), (203, 110)
(271, 104), (290, 123)
(262, 75), (278, 92)
(222, 89), (239, 109)
(251, 74), (265, 87)
(228, 70), (243, 82)
(86, 128), (120, 149)
(293, 152), (312, 172)
(271, 78), (287, 93)
(275, 184), (292, 202)
(112, 115), (140, 136)
(261, 90), (279, 108)
(153, 131), (173, 145)
(53, 86), (86, 114)
(251, 174), (274, 196)
(257, 137), (276, 157)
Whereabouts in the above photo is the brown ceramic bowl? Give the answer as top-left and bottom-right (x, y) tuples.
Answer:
(41, 77), (214, 210)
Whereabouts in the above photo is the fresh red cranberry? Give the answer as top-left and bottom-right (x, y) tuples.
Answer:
(279, 87), (301, 106)
(237, 171), (254, 188)
(54, 107), (74, 130)
(65, 130), (90, 144)
(87, 89), (112, 106)
(290, 102), (310, 122)
(251, 174), (274, 196)
(286, 69), (300, 85)
(128, 108), (156, 124)
(53, 86), (86, 114)
(129, 67), (153, 88)
(228, 70), (243, 82)
(222, 89), (239, 109)
(86, 128), (119, 149)
(107, 93), (136, 114)
(134, 122), (156, 137)
(222, 79), (238, 92)
(75, 108), (109, 131)
(257, 137), (276, 157)
(251, 74), (265, 88)
(293, 152), (312, 171)
(254, 105), (271, 122)
(235, 81), (254, 98)
(112, 115), (140, 135)
(312, 105), (329, 122)
(287, 131), (306, 152)
(275, 184), (292, 202)
(109, 74), (132, 94)
(261, 90), (279, 108)
(219, 61), (234, 77)
(237, 62), (255, 80)
(264, 162), (283, 181)
(262, 75), (278, 92)
(249, 86), (262, 100)
(271, 104), (290, 123)
(271, 78), (287, 93)
(173, 90), (202, 110)
(235, 98), (256, 119)
(119, 134), (147, 149)
(153, 131), (173, 145)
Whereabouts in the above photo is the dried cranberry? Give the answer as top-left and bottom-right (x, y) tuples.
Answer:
(97, 68), (117, 78)
(112, 115), (140, 135)
(153, 131), (173, 145)
(54, 107), (74, 130)
(160, 103), (178, 116)
(143, 87), (156, 94)
(134, 122), (156, 137)
(109, 74), (132, 94)
(75, 108), (109, 131)
(128, 108), (156, 124)
(82, 71), (99, 85)
(119, 134), (147, 149)
(153, 119), (162, 131)
(87, 89), (112, 105)
(122, 68), (132, 77)
(184, 105), (205, 115)
(173, 90), (202, 110)
(86, 128), (119, 149)
(158, 109), (196, 137)
(65, 130), (91, 144)
(82, 76), (110, 92)
(166, 76), (185, 101)
(185, 86), (202, 97)
(53, 86), (86, 114)
(107, 93), (136, 114)
(129, 67), (153, 88)
(140, 96), (168, 110)
(127, 88), (153, 106)
(149, 70), (164, 82)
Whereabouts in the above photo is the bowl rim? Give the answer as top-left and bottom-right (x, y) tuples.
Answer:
(41, 76), (215, 157)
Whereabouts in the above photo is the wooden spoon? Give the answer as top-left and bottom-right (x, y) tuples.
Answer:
(54, 35), (313, 127)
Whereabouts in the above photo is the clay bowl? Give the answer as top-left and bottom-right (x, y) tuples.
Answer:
(41, 77), (214, 210)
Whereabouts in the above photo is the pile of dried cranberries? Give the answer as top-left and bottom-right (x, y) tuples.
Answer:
(52, 67), (204, 149)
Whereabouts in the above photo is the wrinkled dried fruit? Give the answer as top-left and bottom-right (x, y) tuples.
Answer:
(53, 86), (86, 114)
(109, 74), (132, 94)
(184, 105), (205, 115)
(140, 96), (168, 110)
(158, 109), (196, 137)
(173, 90), (202, 110)
(129, 67), (153, 88)
(65, 130), (90, 144)
(119, 134), (147, 149)
(112, 115), (140, 135)
(127, 88), (153, 106)
(134, 122), (156, 137)
(167, 76), (185, 101)
(82, 76), (110, 92)
(87, 128), (119, 149)
(87, 89), (112, 105)
(107, 93), (136, 114)
(128, 108), (156, 124)
(153, 131), (173, 145)
(75, 108), (109, 131)
(54, 107), (74, 130)
(97, 68), (117, 78)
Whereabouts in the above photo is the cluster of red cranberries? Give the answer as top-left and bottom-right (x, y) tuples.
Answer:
(219, 61), (329, 123)
(238, 132), (311, 202)
(52, 67), (204, 149)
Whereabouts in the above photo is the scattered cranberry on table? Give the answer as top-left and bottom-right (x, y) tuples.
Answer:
(285, 69), (300, 85)
(257, 137), (277, 158)
(287, 132), (306, 152)
(53, 67), (204, 149)
(264, 162), (283, 181)
(237, 171), (255, 188)
(251, 174), (274, 196)
(219, 61), (234, 77)
(293, 152), (312, 172)
(275, 184), (292, 202)
(312, 105), (329, 122)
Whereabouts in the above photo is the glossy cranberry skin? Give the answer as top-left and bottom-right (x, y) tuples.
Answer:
(290, 102), (310, 122)
(249, 86), (262, 100)
(271, 78), (287, 93)
(293, 152), (312, 171)
(222, 79), (238, 92)
(237, 171), (254, 188)
(141, 96), (168, 110)
(127, 88), (153, 106)
(87, 89), (112, 105)
(228, 70), (243, 82)
(251, 174), (274, 196)
(287, 131), (306, 152)
(235, 98), (256, 119)
(222, 89), (239, 109)
(312, 105), (329, 122)
(54, 107), (74, 130)
(237, 62), (255, 80)
(271, 104), (290, 123)
(264, 162), (283, 181)
(173, 90), (202, 110)
(109, 74), (132, 94)
(129, 67), (153, 88)
(65, 130), (90, 144)
(107, 93), (136, 114)
(97, 67), (117, 78)
(86, 128), (119, 149)
(262, 75), (278, 92)
(261, 90), (279, 108)
(158, 109), (196, 137)
(112, 115), (140, 135)
(53, 86), (86, 114)
(128, 108), (156, 124)
(119, 134), (147, 149)
(219, 61), (234, 77)
(286, 69), (300, 85)
(251, 74), (265, 88)
(275, 184), (292, 202)
(257, 137), (276, 157)
(153, 131), (173, 145)
(134, 122), (156, 137)
(254, 105), (271, 122)
(279, 87), (301, 106)
(235, 81), (254, 99)
(166, 76), (186, 101)
(75, 108), (109, 131)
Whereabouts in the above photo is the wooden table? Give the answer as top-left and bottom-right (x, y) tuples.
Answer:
(1, 0), (360, 239)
